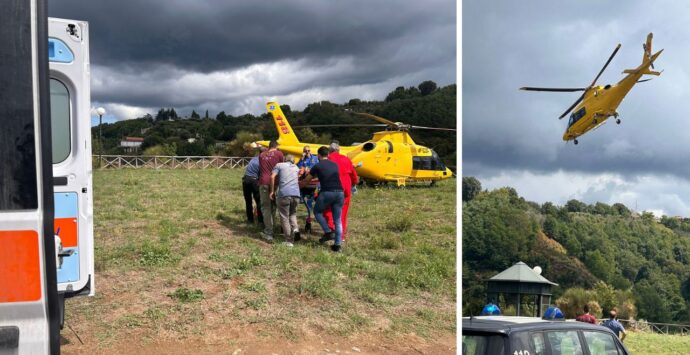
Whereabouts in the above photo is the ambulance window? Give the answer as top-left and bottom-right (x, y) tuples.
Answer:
(1, 13), (37, 210)
(48, 38), (75, 63)
(50, 79), (71, 163)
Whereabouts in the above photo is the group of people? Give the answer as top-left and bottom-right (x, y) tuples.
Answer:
(242, 140), (358, 252)
(576, 304), (627, 341)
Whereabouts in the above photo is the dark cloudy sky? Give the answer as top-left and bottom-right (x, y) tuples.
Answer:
(48, 0), (456, 123)
(463, 1), (690, 216)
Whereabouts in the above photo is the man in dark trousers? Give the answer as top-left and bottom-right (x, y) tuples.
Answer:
(258, 140), (284, 241)
(300, 146), (345, 252)
(323, 141), (358, 240)
(241, 147), (265, 224)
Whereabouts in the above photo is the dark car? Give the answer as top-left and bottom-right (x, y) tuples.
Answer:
(462, 316), (629, 355)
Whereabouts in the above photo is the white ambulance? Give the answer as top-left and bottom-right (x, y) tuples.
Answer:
(0, 2), (94, 353)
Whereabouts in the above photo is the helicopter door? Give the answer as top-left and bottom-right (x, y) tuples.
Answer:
(0, 0), (61, 353)
(49, 18), (95, 298)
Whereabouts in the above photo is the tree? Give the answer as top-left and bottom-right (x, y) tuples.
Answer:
(385, 86), (407, 102)
(612, 203), (631, 216)
(566, 199), (586, 213)
(592, 202), (613, 215)
(541, 202), (559, 216)
(143, 143), (177, 156)
(169, 108), (178, 120)
(661, 215), (681, 230)
(216, 111), (228, 122)
(418, 80), (438, 96)
(221, 131), (263, 156)
(155, 108), (168, 122)
(191, 110), (200, 119)
(204, 110), (209, 119)
(462, 177), (482, 202)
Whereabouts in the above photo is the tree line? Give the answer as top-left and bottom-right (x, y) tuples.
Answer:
(92, 81), (456, 165)
(462, 176), (690, 323)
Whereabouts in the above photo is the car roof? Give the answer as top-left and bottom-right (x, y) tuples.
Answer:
(462, 316), (614, 335)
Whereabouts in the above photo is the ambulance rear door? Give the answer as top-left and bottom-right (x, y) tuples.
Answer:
(48, 17), (95, 298)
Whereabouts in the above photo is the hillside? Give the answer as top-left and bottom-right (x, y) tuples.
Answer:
(462, 178), (690, 323)
(93, 81), (457, 165)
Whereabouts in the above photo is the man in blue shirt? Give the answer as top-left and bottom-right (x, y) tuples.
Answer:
(270, 154), (301, 246)
(297, 146), (319, 232)
(601, 309), (627, 342)
(242, 149), (264, 224)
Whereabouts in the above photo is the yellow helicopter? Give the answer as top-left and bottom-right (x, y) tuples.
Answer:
(521, 33), (663, 145)
(255, 102), (455, 186)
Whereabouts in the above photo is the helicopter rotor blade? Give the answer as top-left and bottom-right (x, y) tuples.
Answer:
(558, 93), (585, 119)
(409, 125), (457, 131)
(353, 112), (398, 127)
(293, 124), (388, 128)
(520, 87), (586, 92)
(590, 43), (621, 87)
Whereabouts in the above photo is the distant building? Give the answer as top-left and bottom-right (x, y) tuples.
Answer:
(120, 136), (144, 153)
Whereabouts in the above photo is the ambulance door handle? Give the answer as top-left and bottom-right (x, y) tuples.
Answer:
(58, 249), (75, 257)
(53, 176), (68, 186)
(0, 326), (19, 349)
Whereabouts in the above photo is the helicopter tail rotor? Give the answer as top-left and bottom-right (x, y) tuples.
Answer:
(643, 33), (655, 69)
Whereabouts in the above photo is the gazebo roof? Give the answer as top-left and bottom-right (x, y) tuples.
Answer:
(489, 261), (558, 286)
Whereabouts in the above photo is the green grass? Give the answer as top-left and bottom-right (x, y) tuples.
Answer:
(63, 169), (456, 346)
(169, 288), (204, 303)
(624, 331), (690, 354)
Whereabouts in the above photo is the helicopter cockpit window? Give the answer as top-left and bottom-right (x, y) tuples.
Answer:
(412, 152), (446, 171)
(568, 107), (586, 127)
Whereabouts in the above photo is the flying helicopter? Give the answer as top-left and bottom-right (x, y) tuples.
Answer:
(255, 102), (455, 186)
(521, 33), (663, 145)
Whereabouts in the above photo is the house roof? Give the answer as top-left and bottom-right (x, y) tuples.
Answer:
(123, 136), (144, 142)
(489, 261), (558, 286)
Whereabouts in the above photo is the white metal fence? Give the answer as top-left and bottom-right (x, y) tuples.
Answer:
(94, 155), (252, 169)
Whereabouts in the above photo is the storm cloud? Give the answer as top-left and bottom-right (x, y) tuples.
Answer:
(463, 1), (690, 216)
(48, 0), (456, 118)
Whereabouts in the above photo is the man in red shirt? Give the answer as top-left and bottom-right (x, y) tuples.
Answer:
(258, 140), (284, 241)
(323, 141), (358, 240)
(575, 304), (597, 324)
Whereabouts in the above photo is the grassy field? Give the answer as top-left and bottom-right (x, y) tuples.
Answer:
(61, 169), (457, 353)
(624, 331), (690, 354)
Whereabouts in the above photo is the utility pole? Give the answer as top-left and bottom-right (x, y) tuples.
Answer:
(96, 107), (106, 167)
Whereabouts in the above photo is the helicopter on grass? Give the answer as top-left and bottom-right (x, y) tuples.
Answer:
(521, 33), (663, 145)
(255, 102), (455, 186)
